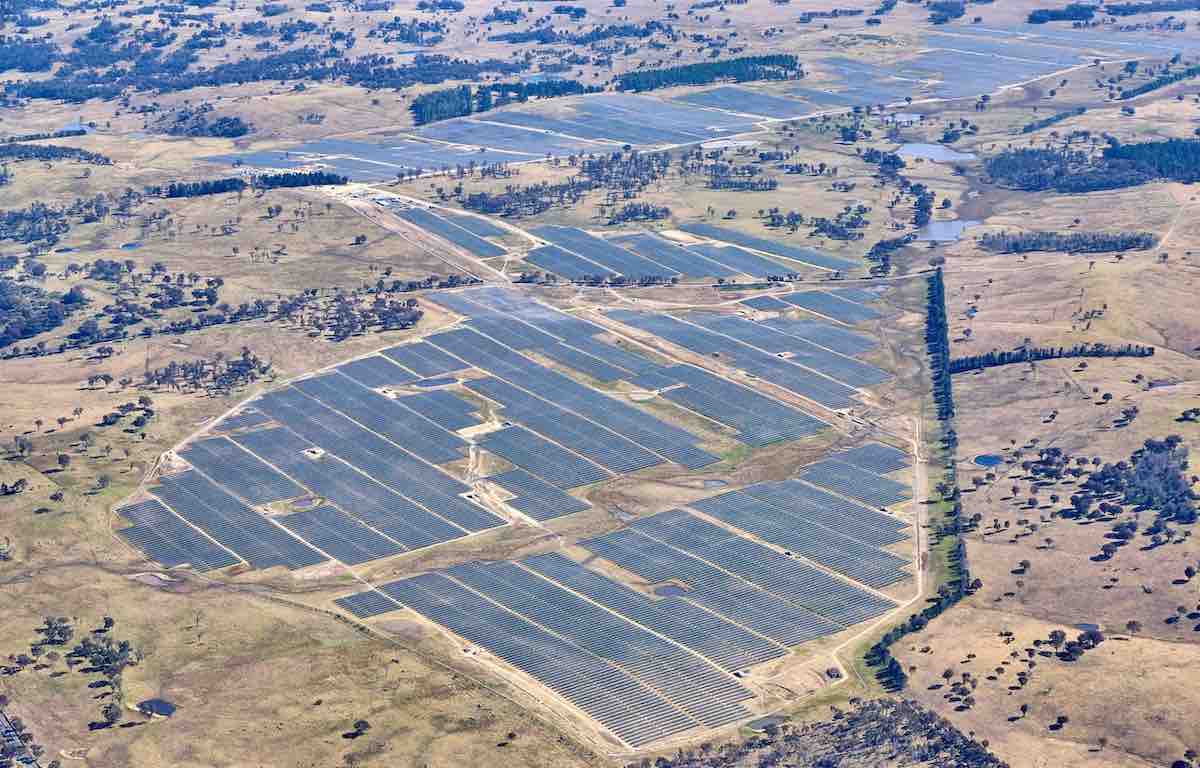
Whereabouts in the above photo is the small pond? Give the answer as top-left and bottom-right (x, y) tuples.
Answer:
(120, 242), (143, 250)
(137, 699), (176, 717)
(653, 584), (689, 597)
(917, 219), (981, 242)
(898, 143), (977, 162)
(973, 454), (1003, 467)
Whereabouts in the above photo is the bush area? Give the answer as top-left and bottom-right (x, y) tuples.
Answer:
(977, 230), (1156, 254)
(409, 79), (597, 125)
(147, 170), (347, 197)
(0, 278), (87, 349)
(615, 54), (802, 92)
(1027, 2), (1094, 22)
(985, 138), (1200, 192)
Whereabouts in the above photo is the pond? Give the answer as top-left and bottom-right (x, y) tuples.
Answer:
(897, 143), (977, 162)
(120, 242), (143, 250)
(917, 219), (981, 242)
(137, 699), (176, 717)
(973, 454), (1003, 467)
(653, 584), (689, 597)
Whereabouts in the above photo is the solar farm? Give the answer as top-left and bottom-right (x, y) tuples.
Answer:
(115, 282), (918, 749)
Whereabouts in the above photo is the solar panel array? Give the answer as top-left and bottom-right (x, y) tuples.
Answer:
(532, 225), (677, 279)
(446, 561), (752, 726)
(116, 498), (240, 571)
(689, 490), (909, 588)
(684, 313), (889, 388)
(478, 425), (612, 489)
(779, 291), (882, 325)
(380, 342), (466, 378)
(335, 356), (418, 388)
(828, 287), (881, 304)
(677, 222), (858, 272)
(488, 468), (591, 521)
(395, 390), (481, 431)
(334, 588), (398, 618)
(799, 458), (912, 508)
(608, 309), (858, 409)
(180, 436), (305, 505)
(152, 470), (327, 570)
(522, 552), (786, 671)
(739, 295), (790, 312)
(212, 409), (270, 433)
(276, 504), (403, 565)
(760, 316), (877, 356)
(609, 232), (737, 278)
(535, 342), (629, 382)
(439, 210), (508, 238)
(525, 244), (616, 281)
(396, 206), (507, 258)
(832, 443), (910, 475)
(685, 243), (794, 278)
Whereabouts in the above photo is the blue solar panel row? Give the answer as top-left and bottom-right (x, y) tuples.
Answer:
(212, 408), (270, 432)
(276, 505), (404, 565)
(377, 572), (698, 746)
(395, 390), (481, 431)
(609, 232), (737, 278)
(760, 316), (877, 356)
(684, 313), (889, 388)
(566, 336), (662, 374)
(449, 286), (602, 340)
(438, 210), (508, 238)
(522, 552), (788, 672)
(467, 376), (663, 475)
(290, 372), (467, 464)
(525, 244), (615, 281)
(741, 479), (908, 539)
(580, 526), (842, 645)
(799, 458), (912, 508)
(488, 468), (591, 521)
(251, 388), (502, 532)
(780, 291), (882, 324)
(335, 356), (418, 388)
(479, 425), (612, 489)
(689, 491), (909, 588)
(678, 222), (859, 272)
(535, 342), (630, 382)
(628, 510), (897, 625)
(334, 588), (398, 618)
(152, 470), (327, 570)
(380, 342), (467, 378)
(608, 310), (858, 409)
(832, 443), (910, 475)
(739, 295), (791, 312)
(180, 436), (305, 505)
(828, 287), (881, 304)
(446, 561), (751, 728)
(232, 426), (474, 552)
(685, 243), (795, 278)
(658, 363), (827, 446)
(116, 498), (240, 571)
(532, 225), (677, 278)
(428, 327), (717, 469)
(396, 206), (507, 258)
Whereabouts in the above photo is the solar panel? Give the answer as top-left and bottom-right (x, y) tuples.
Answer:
(780, 291), (882, 324)
(395, 390), (481, 431)
(532, 225), (677, 278)
(180, 436), (305, 505)
(396, 206), (507, 258)
(334, 588), (399, 618)
(212, 409), (270, 432)
(678, 222), (858, 272)
(832, 443), (910, 475)
(798, 458), (912, 508)
(479, 425), (612, 489)
(740, 295), (791, 311)
(488, 469), (591, 520)
(116, 498), (241, 571)
(335, 356), (418, 388)
(609, 232), (737, 278)
(525, 244), (616, 281)
(380, 342), (467, 378)
(151, 470), (326, 570)
(276, 505), (404, 565)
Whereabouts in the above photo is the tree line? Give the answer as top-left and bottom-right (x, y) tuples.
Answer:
(1119, 62), (1200, 100)
(0, 142), (111, 165)
(949, 342), (1155, 374)
(978, 230), (1156, 254)
(1028, 3), (1095, 22)
(409, 79), (597, 125)
(927, 267), (954, 422)
(615, 54), (802, 92)
(1021, 107), (1086, 134)
(1, 127), (88, 144)
(1105, 0), (1200, 15)
(488, 20), (669, 45)
(148, 170), (347, 198)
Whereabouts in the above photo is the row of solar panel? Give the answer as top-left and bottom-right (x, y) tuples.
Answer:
(799, 458), (912, 508)
(487, 468), (591, 521)
(395, 206), (507, 258)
